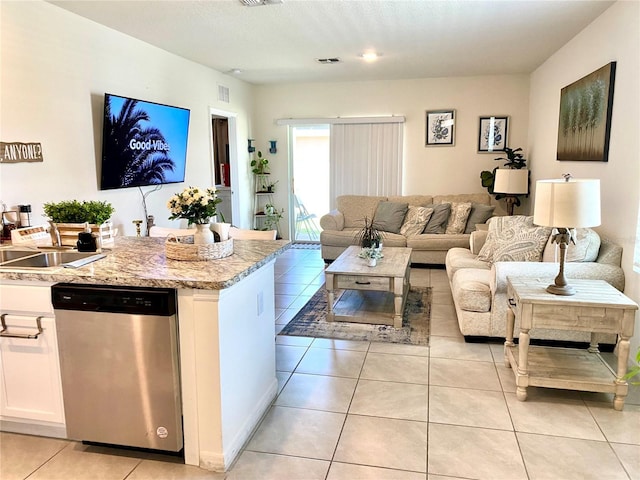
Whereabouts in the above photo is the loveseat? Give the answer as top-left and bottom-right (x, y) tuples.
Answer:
(445, 215), (625, 344)
(319, 193), (496, 264)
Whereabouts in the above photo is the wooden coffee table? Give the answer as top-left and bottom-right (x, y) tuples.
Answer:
(324, 246), (412, 328)
(505, 276), (638, 410)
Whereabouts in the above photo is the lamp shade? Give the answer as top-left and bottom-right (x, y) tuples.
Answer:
(493, 169), (529, 194)
(533, 178), (601, 228)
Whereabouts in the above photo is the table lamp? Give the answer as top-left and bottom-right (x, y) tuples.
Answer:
(493, 169), (529, 215)
(533, 176), (601, 295)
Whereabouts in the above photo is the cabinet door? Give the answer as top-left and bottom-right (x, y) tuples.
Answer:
(0, 315), (65, 424)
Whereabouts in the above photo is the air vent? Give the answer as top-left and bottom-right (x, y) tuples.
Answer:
(218, 85), (230, 103)
(239, 0), (283, 6)
(316, 58), (341, 64)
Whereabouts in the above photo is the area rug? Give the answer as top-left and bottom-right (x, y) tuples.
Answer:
(279, 286), (431, 345)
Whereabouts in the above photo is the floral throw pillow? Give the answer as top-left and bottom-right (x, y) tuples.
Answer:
(400, 206), (434, 236)
(445, 202), (472, 234)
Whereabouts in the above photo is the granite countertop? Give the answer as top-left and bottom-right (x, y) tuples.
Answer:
(0, 236), (291, 290)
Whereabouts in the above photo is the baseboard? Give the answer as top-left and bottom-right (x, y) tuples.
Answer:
(463, 335), (616, 352)
(1, 419), (67, 438)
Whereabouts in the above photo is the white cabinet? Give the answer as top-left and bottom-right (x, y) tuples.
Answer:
(0, 281), (65, 435)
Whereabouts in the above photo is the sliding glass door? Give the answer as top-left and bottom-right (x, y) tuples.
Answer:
(290, 125), (329, 242)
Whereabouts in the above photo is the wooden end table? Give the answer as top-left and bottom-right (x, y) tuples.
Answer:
(505, 277), (638, 411)
(325, 246), (412, 328)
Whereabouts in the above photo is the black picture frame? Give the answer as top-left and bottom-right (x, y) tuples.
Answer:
(425, 110), (455, 146)
(557, 62), (616, 162)
(478, 116), (508, 152)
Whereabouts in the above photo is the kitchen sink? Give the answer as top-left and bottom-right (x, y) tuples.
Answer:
(0, 249), (40, 263)
(0, 248), (106, 269)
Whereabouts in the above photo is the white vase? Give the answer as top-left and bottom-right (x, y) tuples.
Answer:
(210, 222), (231, 241)
(368, 257), (377, 267)
(194, 223), (214, 245)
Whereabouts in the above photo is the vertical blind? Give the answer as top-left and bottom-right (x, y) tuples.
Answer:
(329, 120), (404, 208)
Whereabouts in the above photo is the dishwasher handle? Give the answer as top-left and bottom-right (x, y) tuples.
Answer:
(0, 314), (43, 339)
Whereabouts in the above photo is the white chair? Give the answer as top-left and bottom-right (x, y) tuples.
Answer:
(148, 226), (196, 237)
(228, 227), (277, 240)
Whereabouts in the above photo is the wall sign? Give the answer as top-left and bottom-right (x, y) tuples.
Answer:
(1, 142), (44, 163)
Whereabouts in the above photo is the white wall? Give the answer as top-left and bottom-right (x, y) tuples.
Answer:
(254, 75), (530, 235)
(1, 1), (254, 236)
(528, 0), (640, 352)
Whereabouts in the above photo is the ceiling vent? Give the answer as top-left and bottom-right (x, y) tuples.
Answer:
(316, 58), (341, 64)
(239, 0), (283, 6)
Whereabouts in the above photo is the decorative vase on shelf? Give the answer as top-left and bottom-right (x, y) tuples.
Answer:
(194, 223), (214, 245)
(368, 257), (377, 267)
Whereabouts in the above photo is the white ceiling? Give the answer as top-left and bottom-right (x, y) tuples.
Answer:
(49, 0), (614, 85)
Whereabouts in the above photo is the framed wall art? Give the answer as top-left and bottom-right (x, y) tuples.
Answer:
(478, 116), (508, 152)
(425, 110), (455, 146)
(557, 62), (616, 162)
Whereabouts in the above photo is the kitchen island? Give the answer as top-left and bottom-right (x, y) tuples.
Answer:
(0, 236), (290, 472)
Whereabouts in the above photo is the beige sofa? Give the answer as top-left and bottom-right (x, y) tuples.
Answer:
(445, 216), (625, 344)
(319, 193), (494, 264)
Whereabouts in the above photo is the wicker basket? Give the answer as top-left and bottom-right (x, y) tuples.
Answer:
(165, 236), (233, 261)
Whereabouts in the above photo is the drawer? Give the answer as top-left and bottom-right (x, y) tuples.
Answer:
(0, 283), (54, 314)
(335, 275), (390, 291)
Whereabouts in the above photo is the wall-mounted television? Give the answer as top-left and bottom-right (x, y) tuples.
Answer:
(100, 93), (190, 190)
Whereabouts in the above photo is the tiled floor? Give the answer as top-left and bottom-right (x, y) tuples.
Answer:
(2, 245), (639, 479)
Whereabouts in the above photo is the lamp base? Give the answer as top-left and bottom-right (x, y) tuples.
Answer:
(546, 283), (576, 296)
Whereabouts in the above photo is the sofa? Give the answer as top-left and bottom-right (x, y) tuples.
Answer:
(445, 215), (625, 344)
(319, 193), (496, 264)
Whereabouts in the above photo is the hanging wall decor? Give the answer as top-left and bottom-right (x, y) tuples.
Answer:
(478, 116), (508, 153)
(1, 142), (44, 163)
(557, 62), (616, 162)
(425, 110), (455, 146)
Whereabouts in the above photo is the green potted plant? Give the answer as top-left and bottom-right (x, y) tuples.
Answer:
(480, 147), (529, 210)
(43, 200), (115, 247)
(262, 203), (283, 231)
(250, 151), (269, 175)
(354, 216), (383, 248)
(261, 180), (279, 193)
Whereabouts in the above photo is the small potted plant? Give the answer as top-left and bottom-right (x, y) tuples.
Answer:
(43, 200), (115, 247)
(261, 180), (279, 193)
(354, 216), (383, 248)
(358, 246), (384, 267)
(262, 203), (284, 232)
(251, 151), (269, 175)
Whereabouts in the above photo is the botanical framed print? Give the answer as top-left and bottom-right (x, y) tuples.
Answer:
(425, 110), (455, 146)
(557, 62), (616, 162)
(478, 116), (508, 152)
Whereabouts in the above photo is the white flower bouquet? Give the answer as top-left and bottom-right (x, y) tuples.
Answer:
(167, 186), (222, 225)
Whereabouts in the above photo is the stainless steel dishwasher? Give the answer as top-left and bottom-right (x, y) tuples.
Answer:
(51, 283), (183, 452)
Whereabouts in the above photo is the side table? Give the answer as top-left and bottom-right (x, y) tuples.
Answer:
(504, 277), (638, 410)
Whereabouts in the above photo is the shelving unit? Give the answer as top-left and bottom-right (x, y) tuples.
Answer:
(253, 173), (281, 236)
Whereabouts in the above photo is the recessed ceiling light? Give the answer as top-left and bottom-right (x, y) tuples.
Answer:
(360, 52), (381, 62)
(228, 68), (242, 75)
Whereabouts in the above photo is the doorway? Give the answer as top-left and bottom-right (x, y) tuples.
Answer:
(210, 108), (239, 225)
(290, 125), (329, 242)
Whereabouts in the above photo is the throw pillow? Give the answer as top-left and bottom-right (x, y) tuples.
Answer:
(542, 228), (601, 263)
(445, 202), (472, 234)
(464, 203), (496, 234)
(423, 203), (451, 234)
(372, 201), (408, 234)
(400, 206), (434, 236)
(477, 216), (551, 263)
